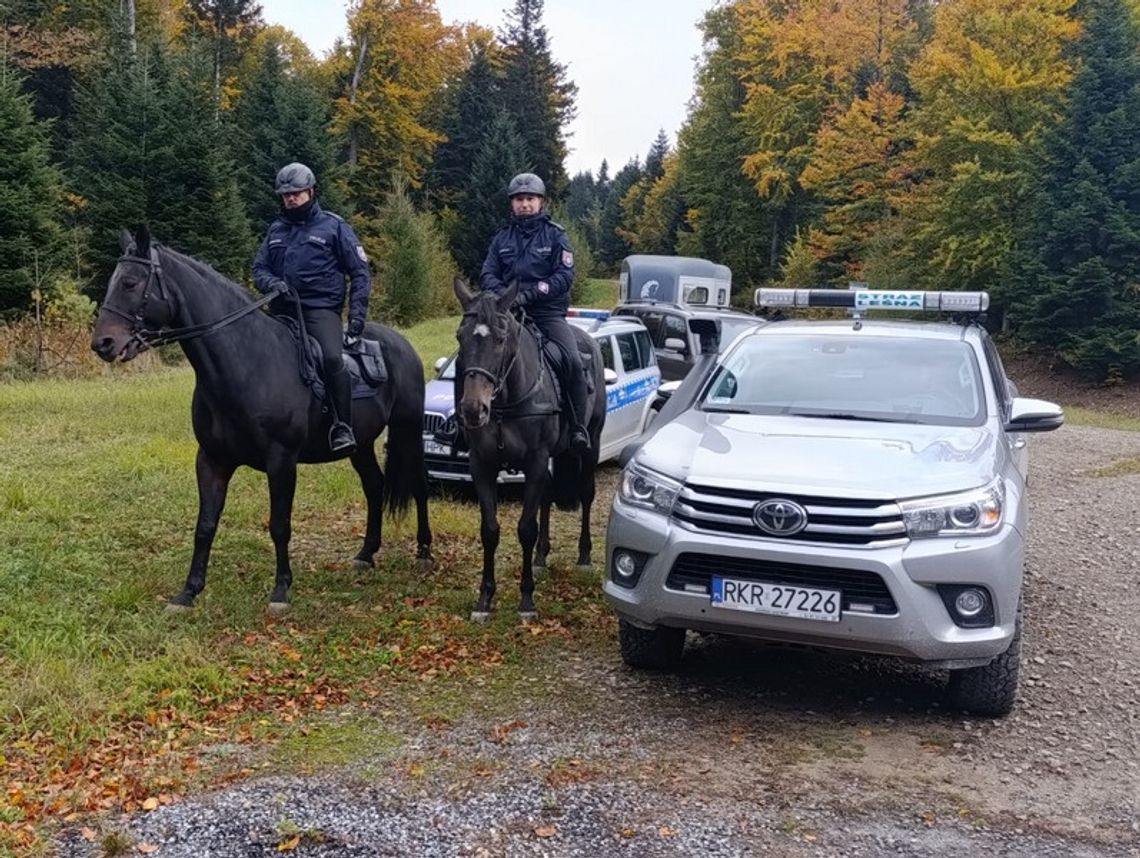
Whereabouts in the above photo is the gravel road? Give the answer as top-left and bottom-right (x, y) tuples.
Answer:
(56, 425), (1140, 857)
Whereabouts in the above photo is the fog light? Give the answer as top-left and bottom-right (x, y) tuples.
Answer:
(955, 588), (987, 618)
(614, 552), (637, 580)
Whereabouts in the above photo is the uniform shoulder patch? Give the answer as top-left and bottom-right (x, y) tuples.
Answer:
(356, 245), (368, 262)
(561, 249), (574, 267)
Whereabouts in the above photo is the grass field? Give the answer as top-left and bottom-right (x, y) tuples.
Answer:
(0, 309), (618, 854)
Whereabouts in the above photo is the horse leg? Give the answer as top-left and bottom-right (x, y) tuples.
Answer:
(576, 456), (598, 569)
(471, 460), (499, 621)
(534, 481), (552, 571)
(517, 455), (550, 620)
(266, 450), (298, 611)
(412, 452), (433, 571)
(169, 448), (234, 610)
(350, 443), (384, 569)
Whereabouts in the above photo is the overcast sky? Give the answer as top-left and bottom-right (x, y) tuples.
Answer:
(259, 0), (714, 176)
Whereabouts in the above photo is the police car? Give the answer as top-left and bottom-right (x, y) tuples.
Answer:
(605, 289), (1064, 715)
(423, 310), (661, 482)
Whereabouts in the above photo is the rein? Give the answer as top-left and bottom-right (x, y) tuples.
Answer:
(104, 248), (277, 350)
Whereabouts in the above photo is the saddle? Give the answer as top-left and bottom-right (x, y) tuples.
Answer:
(275, 315), (388, 401)
(523, 317), (595, 406)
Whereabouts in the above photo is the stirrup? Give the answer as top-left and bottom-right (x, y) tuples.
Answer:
(329, 422), (356, 454)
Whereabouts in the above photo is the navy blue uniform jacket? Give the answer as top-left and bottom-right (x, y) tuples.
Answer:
(479, 212), (574, 320)
(253, 203), (371, 323)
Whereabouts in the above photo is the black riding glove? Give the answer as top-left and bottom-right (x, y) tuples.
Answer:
(346, 317), (365, 338)
(270, 280), (290, 297)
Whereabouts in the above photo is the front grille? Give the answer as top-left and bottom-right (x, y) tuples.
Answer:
(423, 413), (450, 434)
(424, 453), (469, 476)
(667, 552), (897, 614)
(672, 484), (906, 547)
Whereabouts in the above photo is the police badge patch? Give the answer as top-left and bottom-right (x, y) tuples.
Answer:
(562, 250), (574, 267)
(537, 281), (550, 294)
(356, 246), (368, 262)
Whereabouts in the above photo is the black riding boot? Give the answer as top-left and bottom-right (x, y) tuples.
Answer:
(567, 365), (591, 454)
(328, 368), (356, 454)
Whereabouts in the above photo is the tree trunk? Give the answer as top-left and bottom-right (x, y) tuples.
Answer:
(348, 33), (368, 167)
(124, 0), (137, 56)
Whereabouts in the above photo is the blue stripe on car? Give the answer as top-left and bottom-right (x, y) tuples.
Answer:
(607, 376), (659, 413)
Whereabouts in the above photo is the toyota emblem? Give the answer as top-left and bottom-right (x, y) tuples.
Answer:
(752, 499), (808, 536)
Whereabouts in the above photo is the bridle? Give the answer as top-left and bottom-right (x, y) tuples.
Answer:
(461, 307), (522, 402)
(102, 246), (276, 351)
(460, 304), (548, 416)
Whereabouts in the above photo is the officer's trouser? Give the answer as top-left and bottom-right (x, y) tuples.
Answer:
(533, 314), (588, 432)
(303, 307), (352, 426)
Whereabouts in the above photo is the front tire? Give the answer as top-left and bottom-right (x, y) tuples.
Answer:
(619, 619), (685, 670)
(946, 606), (1022, 716)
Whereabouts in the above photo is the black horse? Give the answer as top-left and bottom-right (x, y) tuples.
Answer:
(453, 279), (605, 621)
(91, 228), (432, 611)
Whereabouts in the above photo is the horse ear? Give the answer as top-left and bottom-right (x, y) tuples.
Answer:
(453, 277), (475, 310)
(497, 280), (519, 311)
(119, 228), (133, 254)
(134, 224), (151, 257)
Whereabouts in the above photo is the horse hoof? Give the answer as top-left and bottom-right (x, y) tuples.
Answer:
(533, 562), (546, 574)
(576, 563), (592, 571)
(518, 611), (538, 624)
(268, 601), (290, 615)
(415, 557), (434, 572)
(470, 610), (491, 624)
(352, 558), (373, 570)
(164, 602), (191, 615)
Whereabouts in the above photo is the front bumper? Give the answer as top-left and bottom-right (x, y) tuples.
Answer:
(422, 437), (527, 484)
(604, 497), (1025, 667)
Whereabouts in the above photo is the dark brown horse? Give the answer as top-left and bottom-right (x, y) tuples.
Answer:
(91, 228), (432, 611)
(453, 279), (605, 621)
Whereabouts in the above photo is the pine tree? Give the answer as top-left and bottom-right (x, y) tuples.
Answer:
(595, 158), (642, 269)
(1020, 0), (1140, 376)
(450, 109), (529, 282)
(426, 38), (502, 210)
(0, 60), (63, 312)
(232, 33), (342, 234)
(644, 129), (669, 181)
(498, 0), (576, 198)
(70, 42), (253, 294)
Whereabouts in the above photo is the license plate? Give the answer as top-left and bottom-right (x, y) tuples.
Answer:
(423, 439), (451, 456)
(710, 577), (841, 622)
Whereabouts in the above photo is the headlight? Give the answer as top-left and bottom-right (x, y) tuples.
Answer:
(900, 478), (1004, 538)
(619, 463), (681, 515)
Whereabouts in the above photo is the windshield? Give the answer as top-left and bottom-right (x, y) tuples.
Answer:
(702, 334), (986, 426)
(716, 317), (762, 351)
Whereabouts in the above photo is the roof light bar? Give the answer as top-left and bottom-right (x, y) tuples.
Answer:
(567, 308), (612, 320)
(754, 288), (989, 314)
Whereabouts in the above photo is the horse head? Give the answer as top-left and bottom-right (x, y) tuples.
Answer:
(91, 226), (175, 362)
(453, 278), (520, 429)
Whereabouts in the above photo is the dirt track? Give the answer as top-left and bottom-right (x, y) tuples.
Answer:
(57, 425), (1140, 856)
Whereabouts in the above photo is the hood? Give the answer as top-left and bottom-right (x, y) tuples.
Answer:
(637, 410), (1000, 500)
(424, 378), (455, 417)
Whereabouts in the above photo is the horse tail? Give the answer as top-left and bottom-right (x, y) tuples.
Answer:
(383, 416), (422, 517)
(381, 334), (428, 518)
(551, 451), (580, 512)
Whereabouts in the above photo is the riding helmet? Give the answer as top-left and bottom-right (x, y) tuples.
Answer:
(275, 163), (316, 195)
(507, 172), (545, 198)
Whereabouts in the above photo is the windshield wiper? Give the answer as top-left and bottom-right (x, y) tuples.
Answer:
(786, 411), (921, 424)
(702, 405), (750, 414)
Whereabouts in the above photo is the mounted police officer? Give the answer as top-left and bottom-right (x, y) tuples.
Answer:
(253, 163), (370, 455)
(480, 172), (590, 452)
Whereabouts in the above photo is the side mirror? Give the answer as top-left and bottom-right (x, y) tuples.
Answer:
(663, 337), (687, 352)
(434, 356), (448, 372)
(1005, 397), (1064, 433)
(603, 368), (618, 386)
